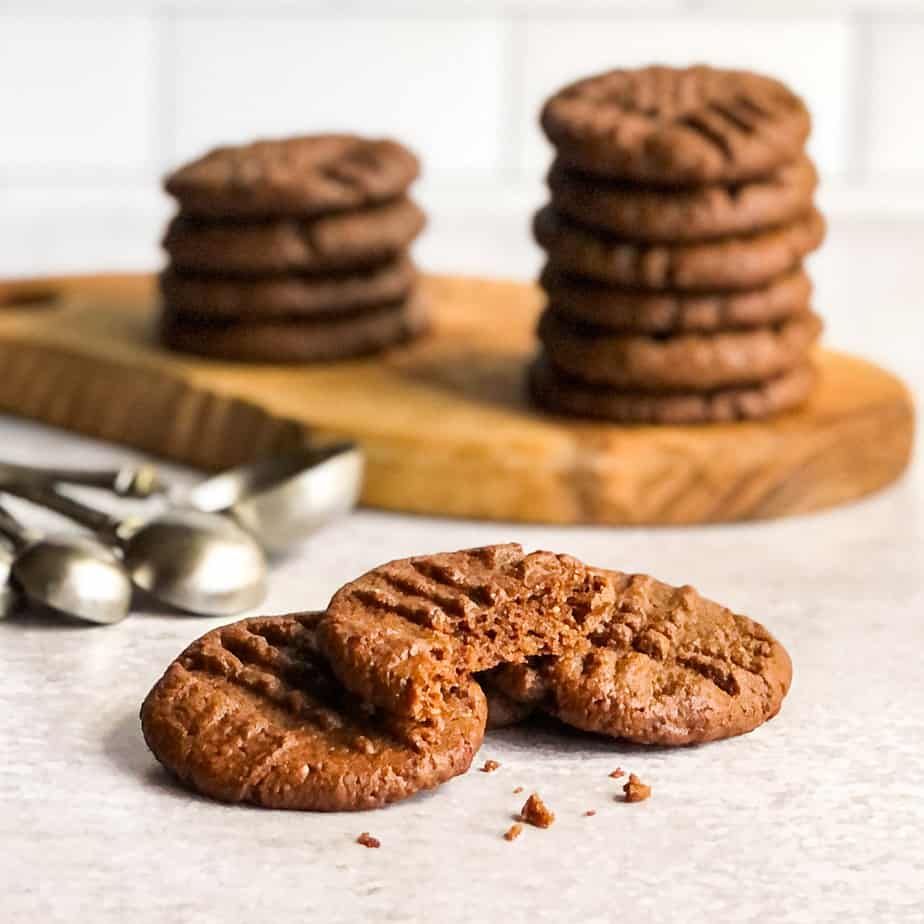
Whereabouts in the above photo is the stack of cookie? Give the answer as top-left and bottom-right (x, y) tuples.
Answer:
(529, 66), (826, 425)
(141, 543), (792, 812)
(159, 134), (427, 363)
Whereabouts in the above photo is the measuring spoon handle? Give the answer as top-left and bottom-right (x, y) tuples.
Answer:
(2, 482), (120, 537)
(0, 462), (165, 498)
(0, 501), (34, 550)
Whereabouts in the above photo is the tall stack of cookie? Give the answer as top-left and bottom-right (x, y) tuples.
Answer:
(160, 134), (427, 363)
(530, 66), (826, 424)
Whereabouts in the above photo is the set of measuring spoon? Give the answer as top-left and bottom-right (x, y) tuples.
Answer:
(0, 442), (363, 625)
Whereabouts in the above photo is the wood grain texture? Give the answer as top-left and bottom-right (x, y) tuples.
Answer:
(0, 272), (914, 524)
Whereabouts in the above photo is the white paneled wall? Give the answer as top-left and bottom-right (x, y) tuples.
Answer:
(1, 1), (923, 275)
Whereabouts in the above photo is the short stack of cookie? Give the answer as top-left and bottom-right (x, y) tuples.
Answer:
(159, 134), (427, 363)
(529, 65), (826, 424)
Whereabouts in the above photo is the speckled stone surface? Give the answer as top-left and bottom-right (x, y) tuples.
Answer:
(1, 219), (923, 923)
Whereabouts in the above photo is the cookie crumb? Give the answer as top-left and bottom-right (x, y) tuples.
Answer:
(356, 832), (381, 848)
(520, 792), (555, 828)
(503, 823), (523, 842)
(584, 810), (596, 817)
(512, 786), (523, 794)
(480, 759), (501, 773)
(609, 768), (625, 779)
(622, 774), (651, 803)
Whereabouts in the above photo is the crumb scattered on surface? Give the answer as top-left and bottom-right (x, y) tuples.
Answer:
(503, 823), (523, 842)
(584, 810), (596, 817)
(609, 768), (625, 779)
(512, 786), (523, 794)
(520, 792), (555, 828)
(356, 832), (381, 848)
(622, 774), (651, 803)
(480, 759), (501, 773)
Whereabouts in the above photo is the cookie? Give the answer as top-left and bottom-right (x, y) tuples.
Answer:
(540, 265), (812, 333)
(538, 307), (822, 390)
(164, 134), (419, 218)
(317, 544), (615, 721)
(541, 66), (811, 185)
(160, 292), (427, 364)
(548, 157), (817, 242)
(534, 206), (825, 292)
(541, 266), (813, 334)
(478, 671), (536, 730)
(159, 257), (416, 321)
(491, 572), (792, 745)
(529, 354), (816, 424)
(163, 198), (426, 275)
(140, 613), (487, 811)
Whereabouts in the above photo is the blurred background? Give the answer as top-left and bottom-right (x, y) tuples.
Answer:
(1, 1), (922, 296)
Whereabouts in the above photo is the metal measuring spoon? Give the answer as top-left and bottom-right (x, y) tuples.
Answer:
(0, 540), (17, 619)
(5, 484), (267, 617)
(0, 502), (132, 625)
(0, 442), (364, 555)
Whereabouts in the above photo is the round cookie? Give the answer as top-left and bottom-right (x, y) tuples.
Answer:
(534, 206), (826, 292)
(541, 65), (811, 185)
(160, 292), (428, 364)
(538, 307), (822, 390)
(548, 157), (817, 242)
(159, 257), (416, 321)
(140, 612), (487, 811)
(491, 572), (793, 745)
(529, 354), (816, 424)
(163, 198), (426, 275)
(540, 265), (812, 333)
(478, 672), (536, 730)
(317, 544), (615, 721)
(164, 134), (419, 218)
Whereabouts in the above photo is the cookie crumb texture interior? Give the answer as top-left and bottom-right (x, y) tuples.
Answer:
(140, 546), (793, 812)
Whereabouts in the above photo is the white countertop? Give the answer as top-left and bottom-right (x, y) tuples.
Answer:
(1, 216), (923, 923)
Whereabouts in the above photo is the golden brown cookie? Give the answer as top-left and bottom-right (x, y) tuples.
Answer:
(540, 265), (812, 333)
(317, 544), (615, 721)
(542, 66), (811, 185)
(160, 292), (428, 364)
(492, 572), (792, 745)
(534, 206), (826, 291)
(159, 257), (416, 321)
(140, 613), (487, 811)
(548, 157), (817, 242)
(529, 354), (816, 424)
(163, 198), (425, 275)
(478, 671), (536, 730)
(537, 306), (822, 390)
(164, 134), (419, 218)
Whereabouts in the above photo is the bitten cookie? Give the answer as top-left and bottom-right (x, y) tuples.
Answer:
(160, 292), (428, 363)
(140, 613), (487, 811)
(529, 355), (816, 424)
(492, 572), (792, 745)
(317, 544), (615, 721)
(159, 256), (416, 320)
(163, 199), (426, 275)
(164, 134), (420, 218)
(538, 306), (822, 390)
(534, 206), (826, 291)
(542, 65), (811, 185)
(548, 157), (817, 242)
(540, 266), (812, 333)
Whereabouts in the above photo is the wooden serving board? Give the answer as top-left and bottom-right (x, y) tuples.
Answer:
(0, 272), (914, 525)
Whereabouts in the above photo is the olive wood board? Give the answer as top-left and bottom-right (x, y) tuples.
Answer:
(0, 271), (913, 525)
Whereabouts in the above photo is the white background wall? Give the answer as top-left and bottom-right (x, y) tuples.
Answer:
(1, 1), (923, 276)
